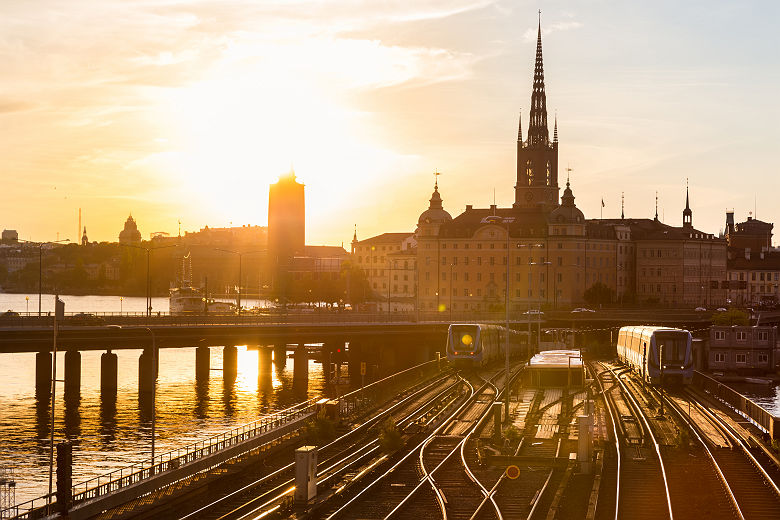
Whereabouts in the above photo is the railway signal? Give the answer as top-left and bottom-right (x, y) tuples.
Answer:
(505, 465), (520, 480)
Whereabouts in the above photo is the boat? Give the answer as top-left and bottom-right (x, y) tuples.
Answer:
(169, 252), (237, 315)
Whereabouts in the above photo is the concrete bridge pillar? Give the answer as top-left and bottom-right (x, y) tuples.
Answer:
(64, 350), (81, 394)
(138, 348), (156, 394)
(259, 347), (273, 377)
(321, 345), (332, 385)
(195, 346), (210, 381)
(35, 351), (52, 396)
(100, 350), (118, 394)
(273, 344), (287, 367)
(223, 345), (238, 381)
(293, 344), (308, 383)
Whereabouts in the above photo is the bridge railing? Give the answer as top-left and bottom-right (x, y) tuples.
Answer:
(337, 355), (446, 420)
(692, 370), (780, 440)
(3, 398), (319, 519)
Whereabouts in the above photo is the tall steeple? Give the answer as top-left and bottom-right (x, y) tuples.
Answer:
(683, 180), (693, 228)
(553, 113), (558, 143)
(527, 12), (549, 148)
(514, 11), (559, 211)
(517, 110), (523, 142)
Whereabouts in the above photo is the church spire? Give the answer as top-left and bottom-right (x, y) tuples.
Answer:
(553, 112), (558, 143)
(517, 110), (523, 142)
(683, 179), (693, 228)
(527, 11), (549, 147)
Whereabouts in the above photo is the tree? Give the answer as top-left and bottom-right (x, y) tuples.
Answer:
(712, 308), (749, 326)
(584, 282), (614, 306)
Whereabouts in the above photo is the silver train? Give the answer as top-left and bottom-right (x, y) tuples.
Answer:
(446, 324), (526, 368)
(616, 326), (693, 385)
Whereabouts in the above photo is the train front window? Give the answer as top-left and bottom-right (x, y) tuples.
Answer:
(655, 332), (687, 363)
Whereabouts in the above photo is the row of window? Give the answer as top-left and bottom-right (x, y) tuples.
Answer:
(714, 330), (770, 341)
(422, 288), (548, 301)
(713, 352), (769, 364)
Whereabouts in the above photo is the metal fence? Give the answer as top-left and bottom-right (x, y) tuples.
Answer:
(692, 370), (780, 440)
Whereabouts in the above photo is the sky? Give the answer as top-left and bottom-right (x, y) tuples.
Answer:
(1, 0), (778, 247)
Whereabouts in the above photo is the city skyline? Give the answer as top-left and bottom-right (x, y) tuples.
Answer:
(2, 1), (778, 246)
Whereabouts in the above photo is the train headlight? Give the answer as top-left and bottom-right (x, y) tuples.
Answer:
(470, 352), (474, 355)
(461, 334), (473, 346)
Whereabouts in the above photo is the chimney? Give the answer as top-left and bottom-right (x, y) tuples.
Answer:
(466, 205), (473, 211)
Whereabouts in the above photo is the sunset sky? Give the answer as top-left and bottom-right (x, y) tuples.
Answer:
(2, 0), (778, 247)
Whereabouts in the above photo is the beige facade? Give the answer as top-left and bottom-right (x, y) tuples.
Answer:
(351, 232), (417, 311)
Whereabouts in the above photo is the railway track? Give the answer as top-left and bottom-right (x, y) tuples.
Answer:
(323, 371), (499, 519)
(172, 371), (463, 520)
(596, 360), (780, 520)
(659, 386), (780, 520)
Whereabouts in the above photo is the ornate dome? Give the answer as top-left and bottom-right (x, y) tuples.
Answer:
(549, 179), (584, 224)
(418, 183), (452, 225)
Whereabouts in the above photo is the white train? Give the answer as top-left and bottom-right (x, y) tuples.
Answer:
(446, 324), (526, 368)
(616, 326), (693, 385)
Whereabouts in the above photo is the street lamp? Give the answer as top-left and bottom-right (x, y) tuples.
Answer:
(217, 249), (263, 316)
(18, 238), (70, 316)
(25, 296), (29, 316)
(119, 243), (178, 317)
(449, 263), (454, 322)
(120, 296), (123, 315)
(484, 215), (525, 421)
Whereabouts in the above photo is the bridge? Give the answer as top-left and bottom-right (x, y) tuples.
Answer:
(0, 308), (720, 396)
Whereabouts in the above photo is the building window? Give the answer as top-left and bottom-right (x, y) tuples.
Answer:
(758, 353), (769, 363)
(442, 256), (446, 265)
(477, 273), (482, 281)
(546, 161), (551, 186)
(715, 353), (726, 363)
(735, 353), (747, 364)
(464, 273), (469, 281)
(425, 272), (430, 281)
(714, 330), (725, 340)
(757, 331), (769, 341)
(477, 257), (482, 266)
(736, 331), (747, 341)
(526, 160), (533, 185)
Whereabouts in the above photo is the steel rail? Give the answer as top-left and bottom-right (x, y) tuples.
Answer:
(178, 373), (460, 520)
(325, 374), (479, 520)
(591, 362), (621, 520)
(684, 388), (780, 498)
(387, 371), (505, 520)
(608, 365), (674, 520)
(651, 388), (744, 520)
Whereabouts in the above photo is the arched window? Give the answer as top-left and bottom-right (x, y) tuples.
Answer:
(546, 161), (551, 186)
(526, 160), (533, 186)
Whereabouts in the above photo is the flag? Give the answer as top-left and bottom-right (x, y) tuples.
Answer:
(601, 198), (605, 208)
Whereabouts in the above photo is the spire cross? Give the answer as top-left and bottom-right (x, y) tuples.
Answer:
(433, 169), (441, 188)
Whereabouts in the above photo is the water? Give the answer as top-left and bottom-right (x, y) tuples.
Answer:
(0, 294), (325, 505)
(728, 382), (780, 416)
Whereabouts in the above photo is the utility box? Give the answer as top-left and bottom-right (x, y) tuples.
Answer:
(577, 415), (593, 474)
(295, 446), (317, 504)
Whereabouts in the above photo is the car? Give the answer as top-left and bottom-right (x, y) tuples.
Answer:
(67, 313), (106, 326)
(716, 307), (727, 312)
(0, 310), (21, 321)
(523, 309), (545, 316)
(571, 307), (596, 313)
(694, 307), (707, 312)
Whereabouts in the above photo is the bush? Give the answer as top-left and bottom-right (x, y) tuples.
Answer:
(504, 425), (522, 444)
(378, 419), (402, 453)
(306, 410), (336, 444)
